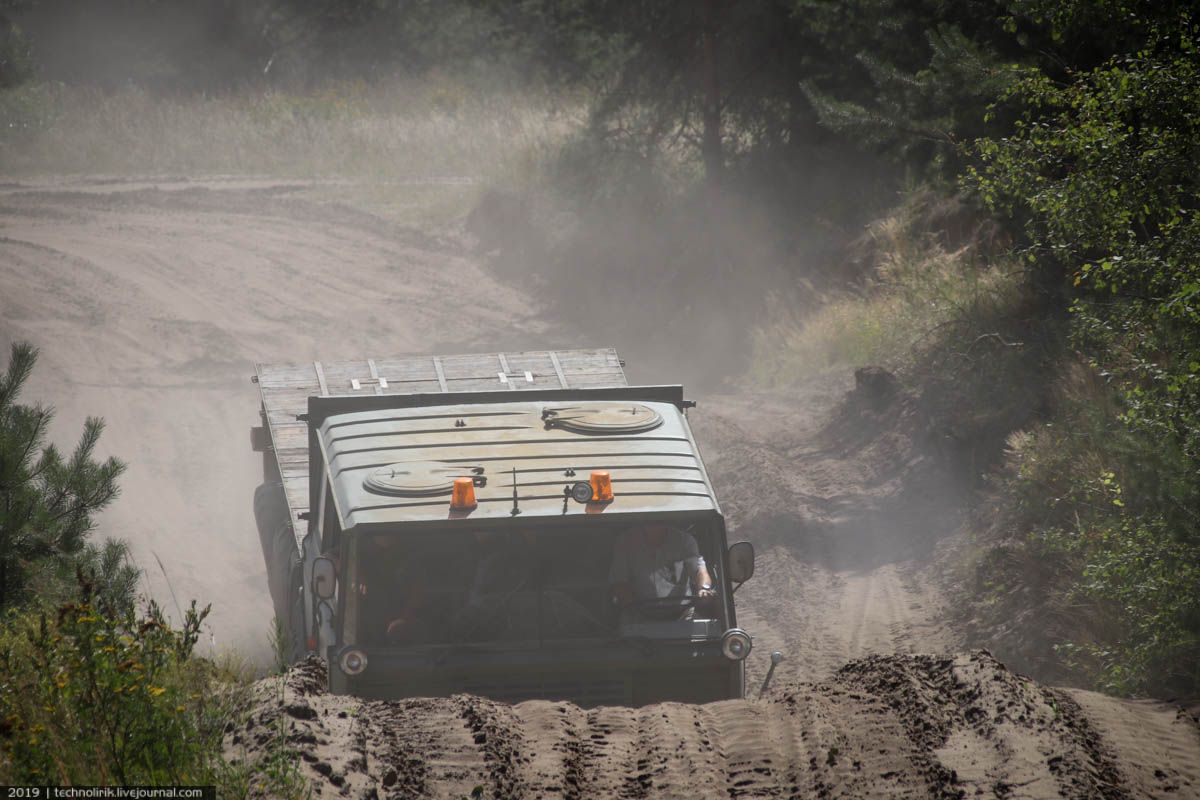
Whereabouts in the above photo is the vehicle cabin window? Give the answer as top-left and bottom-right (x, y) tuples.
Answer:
(350, 522), (722, 647)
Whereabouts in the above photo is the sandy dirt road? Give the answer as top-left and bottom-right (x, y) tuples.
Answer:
(0, 178), (547, 655)
(693, 384), (966, 688)
(2, 181), (1197, 797)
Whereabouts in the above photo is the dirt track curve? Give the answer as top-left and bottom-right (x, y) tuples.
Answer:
(2, 180), (1197, 798)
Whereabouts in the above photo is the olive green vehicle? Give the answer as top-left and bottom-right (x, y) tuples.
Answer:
(252, 349), (755, 707)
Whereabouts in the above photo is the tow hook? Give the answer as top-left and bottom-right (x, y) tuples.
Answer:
(758, 651), (784, 698)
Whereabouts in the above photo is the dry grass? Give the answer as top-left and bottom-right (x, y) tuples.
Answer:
(750, 207), (1021, 385)
(0, 77), (585, 223)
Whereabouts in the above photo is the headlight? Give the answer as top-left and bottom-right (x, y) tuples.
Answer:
(721, 628), (752, 661)
(339, 648), (368, 675)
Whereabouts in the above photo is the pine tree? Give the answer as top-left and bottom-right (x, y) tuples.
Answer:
(0, 342), (126, 609)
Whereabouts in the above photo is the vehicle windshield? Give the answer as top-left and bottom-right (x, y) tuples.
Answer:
(346, 521), (725, 648)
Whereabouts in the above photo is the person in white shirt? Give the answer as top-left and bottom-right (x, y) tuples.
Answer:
(609, 523), (714, 619)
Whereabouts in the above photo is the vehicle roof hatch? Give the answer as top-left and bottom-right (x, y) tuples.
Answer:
(542, 403), (663, 435)
(363, 461), (463, 497)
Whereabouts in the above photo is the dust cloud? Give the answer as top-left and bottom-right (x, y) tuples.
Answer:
(0, 60), (942, 669)
(3, 15), (1199, 798)
(0, 181), (548, 659)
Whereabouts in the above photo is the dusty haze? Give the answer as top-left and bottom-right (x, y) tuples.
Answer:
(2, 97), (1198, 799)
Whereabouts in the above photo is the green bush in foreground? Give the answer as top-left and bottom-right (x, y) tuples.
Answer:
(0, 577), (232, 785)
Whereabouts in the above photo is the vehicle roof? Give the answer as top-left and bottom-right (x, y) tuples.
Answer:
(254, 349), (629, 551)
(318, 399), (719, 530)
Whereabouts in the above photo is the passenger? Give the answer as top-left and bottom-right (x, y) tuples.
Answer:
(609, 523), (715, 620)
(383, 581), (431, 644)
(358, 535), (433, 645)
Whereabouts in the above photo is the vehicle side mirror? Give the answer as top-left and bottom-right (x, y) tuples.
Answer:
(727, 541), (755, 585)
(312, 556), (337, 600)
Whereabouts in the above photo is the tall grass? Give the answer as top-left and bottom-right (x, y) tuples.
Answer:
(749, 200), (1021, 384)
(0, 78), (584, 182)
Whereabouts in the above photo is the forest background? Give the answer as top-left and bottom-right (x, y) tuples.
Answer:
(1, 0), (1196, 713)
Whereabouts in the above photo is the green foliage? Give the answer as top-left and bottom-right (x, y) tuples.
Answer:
(74, 538), (141, 618)
(5, 0), (561, 91)
(0, 80), (575, 200)
(965, 8), (1200, 695)
(797, 0), (1028, 178)
(0, 576), (231, 785)
(269, 617), (290, 676)
(980, 360), (1200, 695)
(1046, 518), (1200, 696)
(0, 80), (61, 150)
(0, 342), (126, 610)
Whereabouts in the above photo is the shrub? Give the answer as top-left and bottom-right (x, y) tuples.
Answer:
(967, 7), (1200, 697)
(982, 364), (1200, 696)
(1047, 518), (1200, 696)
(749, 191), (1032, 392)
(0, 577), (235, 786)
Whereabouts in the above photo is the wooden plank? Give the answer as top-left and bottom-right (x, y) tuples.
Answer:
(313, 361), (329, 397)
(497, 352), (518, 390)
(373, 357), (440, 381)
(501, 353), (553, 384)
(322, 362), (375, 393)
(559, 360), (624, 371)
(367, 358), (384, 395)
(257, 363), (324, 383)
(379, 380), (444, 395)
(551, 349), (615, 364)
(553, 372), (627, 387)
(257, 375), (321, 390)
(548, 351), (569, 389)
(270, 433), (309, 451)
(432, 357), (449, 392)
(558, 358), (623, 370)
(261, 348), (619, 382)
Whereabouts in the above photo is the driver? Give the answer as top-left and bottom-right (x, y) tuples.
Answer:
(609, 523), (715, 619)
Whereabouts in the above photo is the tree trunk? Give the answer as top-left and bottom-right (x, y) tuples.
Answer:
(701, 0), (723, 186)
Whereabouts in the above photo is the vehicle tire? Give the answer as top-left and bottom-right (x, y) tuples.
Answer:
(254, 481), (300, 658)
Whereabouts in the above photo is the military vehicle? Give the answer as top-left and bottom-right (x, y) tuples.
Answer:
(252, 349), (755, 706)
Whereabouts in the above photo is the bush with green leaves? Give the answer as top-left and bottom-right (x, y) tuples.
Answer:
(0, 576), (233, 785)
(986, 366), (1200, 695)
(1044, 517), (1200, 696)
(965, 5), (1200, 696)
